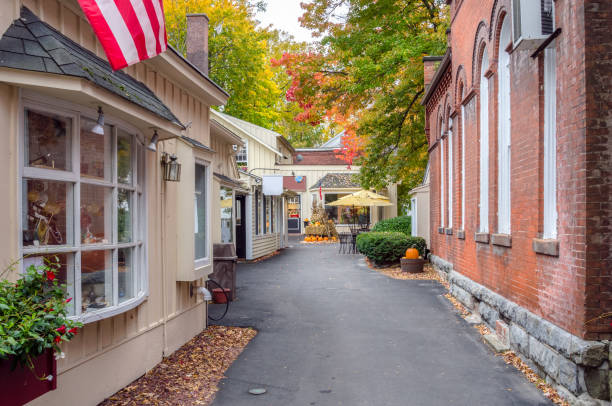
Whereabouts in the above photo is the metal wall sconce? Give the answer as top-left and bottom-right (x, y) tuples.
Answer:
(147, 130), (159, 152)
(90, 106), (105, 135)
(161, 152), (181, 182)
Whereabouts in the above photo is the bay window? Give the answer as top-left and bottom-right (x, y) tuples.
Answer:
(21, 99), (147, 321)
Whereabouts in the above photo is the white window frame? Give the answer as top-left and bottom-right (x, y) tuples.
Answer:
(543, 41), (557, 239)
(479, 48), (490, 233)
(460, 90), (466, 231)
(448, 116), (453, 229)
(440, 128), (445, 228)
(19, 93), (148, 324)
(236, 140), (248, 166)
(497, 17), (512, 234)
(194, 159), (212, 269)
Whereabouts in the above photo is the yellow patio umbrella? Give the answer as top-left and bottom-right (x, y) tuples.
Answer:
(327, 190), (392, 207)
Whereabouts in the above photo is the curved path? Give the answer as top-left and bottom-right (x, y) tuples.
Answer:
(211, 238), (551, 406)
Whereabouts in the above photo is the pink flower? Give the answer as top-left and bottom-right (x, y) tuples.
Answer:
(65, 298), (72, 304)
(56, 325), (66, 334)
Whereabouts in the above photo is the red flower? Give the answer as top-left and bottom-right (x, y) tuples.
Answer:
(56, 325), (66, 334)
(46, 271), (56, 281)
(45, 307), (54, 313)
(65, 298), (72, 304)
(54, 336), (61, 344)
(68, 327), (78, 335)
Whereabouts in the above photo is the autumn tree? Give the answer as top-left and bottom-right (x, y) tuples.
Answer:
(275, 0), (449, 207)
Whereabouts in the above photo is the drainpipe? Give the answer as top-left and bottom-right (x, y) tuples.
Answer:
(159, 150), (169, 356)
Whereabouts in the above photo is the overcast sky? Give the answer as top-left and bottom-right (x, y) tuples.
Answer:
(256, 0), (315, 43)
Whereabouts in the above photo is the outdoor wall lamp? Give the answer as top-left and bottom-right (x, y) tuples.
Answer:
(147, 129), (159, 152)
(90, 106), (105, 135)
(161, 152), (181, 182)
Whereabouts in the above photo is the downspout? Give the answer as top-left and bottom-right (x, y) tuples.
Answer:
(159, 152), (169, 356)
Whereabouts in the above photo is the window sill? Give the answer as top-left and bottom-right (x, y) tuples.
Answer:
(445, 228), (453, 235)
(457, 230), (466, 240)
(532, 238), (559, 257)
(72, 292), (148, 325)
(475, 232), (490, 244)
(491, 233), (512, 248)
(438, 227), (445, 234)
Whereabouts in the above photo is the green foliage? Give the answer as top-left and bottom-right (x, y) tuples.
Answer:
(405, 236), (427, 258)
(371, 216), (412, 235)
(0, 258), (81, 372)
(356, 232), (410, 265)
(357, 231), (427, 265)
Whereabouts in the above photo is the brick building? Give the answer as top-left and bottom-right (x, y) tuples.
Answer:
(423, 0), (611, 402)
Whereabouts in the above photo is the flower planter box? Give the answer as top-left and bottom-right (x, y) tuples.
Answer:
(0, 349), (56, 406)
(400, 258), (425, 273)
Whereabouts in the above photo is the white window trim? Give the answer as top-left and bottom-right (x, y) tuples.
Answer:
(236, 140), (248, 165)
(543, 42), (557, 239)
(479, 49), (490, 233)
(194, 158), (212, 269)
(19, 93), (148, 324)
(497, 17), (512, 234)
(461, 100), (466, 231)
(440, 135), (445, 228)
(448, 117), (453, 229)
(411, 197), (418, 236)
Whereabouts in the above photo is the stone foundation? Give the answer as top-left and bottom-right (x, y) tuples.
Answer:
(430, 255), (610, 405)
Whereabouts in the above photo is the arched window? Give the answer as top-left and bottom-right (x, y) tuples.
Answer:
(479, 47), (489, 233)
(497, 16), (512, 234)
(439, 118), (445, 228)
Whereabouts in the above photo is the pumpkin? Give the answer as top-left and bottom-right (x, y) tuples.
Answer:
(405, 247), (419, 259)
(324, 237), (329, 241)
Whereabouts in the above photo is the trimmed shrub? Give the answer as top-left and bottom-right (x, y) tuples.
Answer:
(371, 216), (412, 235)
(356, 232), (427, 265)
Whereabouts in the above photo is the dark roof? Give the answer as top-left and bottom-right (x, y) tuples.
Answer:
(0, 7), (181, 126)
(421, 49), (451, 106)
(310, 173), (360, 190)
(291, 150), (348, 166)
(181, 135), (215, 153)
(213, 172), (245, 189)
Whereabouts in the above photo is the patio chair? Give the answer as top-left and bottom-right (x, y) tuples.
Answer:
(338, 232), (352, 254)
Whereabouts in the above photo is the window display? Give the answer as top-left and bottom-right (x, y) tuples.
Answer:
(220, 187), (233, 243)
(20, 103), (145, 321)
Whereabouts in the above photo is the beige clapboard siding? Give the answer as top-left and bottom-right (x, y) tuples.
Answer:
(10, 0), (207, 379)
(249, 194), (281, 258)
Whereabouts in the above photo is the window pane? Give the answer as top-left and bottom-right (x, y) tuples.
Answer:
(22, 179), (71, 247)
(118, 248), (134, 303)
(195, 164), (207, 260)
(324, 193), (339, 222)
(80, 118), (111, 180)
(118, 189), (132, 243)
(25, 109), (72, 172)
(117, 130), (132, 184)
(81, 250), (112, 312)
(220, 187), (233, 243)
(23, 253), (75, 315)
(81, 184), (111, 244)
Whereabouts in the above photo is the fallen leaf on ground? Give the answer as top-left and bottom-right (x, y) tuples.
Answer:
(98, 326), (257, 406)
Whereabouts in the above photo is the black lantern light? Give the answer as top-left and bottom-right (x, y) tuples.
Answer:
(161, 152), (181, 182)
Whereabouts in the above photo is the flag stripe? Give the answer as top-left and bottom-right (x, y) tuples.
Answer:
(151, 0), (167, 52)
(77, 0), (167, 70)
(77, 0), (128, 70)
(130, 0), (157, 57)
(113, 0), (149, 62)
(141, 0), (161, 54)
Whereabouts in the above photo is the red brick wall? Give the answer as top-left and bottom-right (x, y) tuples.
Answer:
(426, 0), (611, 339)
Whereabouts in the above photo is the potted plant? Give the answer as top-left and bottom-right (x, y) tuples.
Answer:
(400, 237), (427, 273)
(0, 257), (81, 406)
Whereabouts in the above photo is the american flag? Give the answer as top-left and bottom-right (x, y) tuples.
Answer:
(77, 0), (167, 70)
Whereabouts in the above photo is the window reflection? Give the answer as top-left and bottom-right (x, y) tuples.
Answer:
(81, 184), (111, 244)
(23, 179), (70, 247)
(117, 130), (132, 184)
(220, 187), (233, 243)
(80, 118), (111, 180)
(81, 250), (112, 312)
(118, 189), (131, 243)
(118, 248), (134, 303)
(25, 109), (72, 171)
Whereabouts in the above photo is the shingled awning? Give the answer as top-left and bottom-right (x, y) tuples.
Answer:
(0, 7), (182, 127)
(310, 173), (360, 190)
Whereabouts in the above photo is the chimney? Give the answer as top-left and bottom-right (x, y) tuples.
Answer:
(423, 56), (443, 88)
(186, 13), (209, 75)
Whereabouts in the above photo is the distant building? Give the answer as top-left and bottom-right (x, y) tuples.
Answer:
(408, 162), (430, 247)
